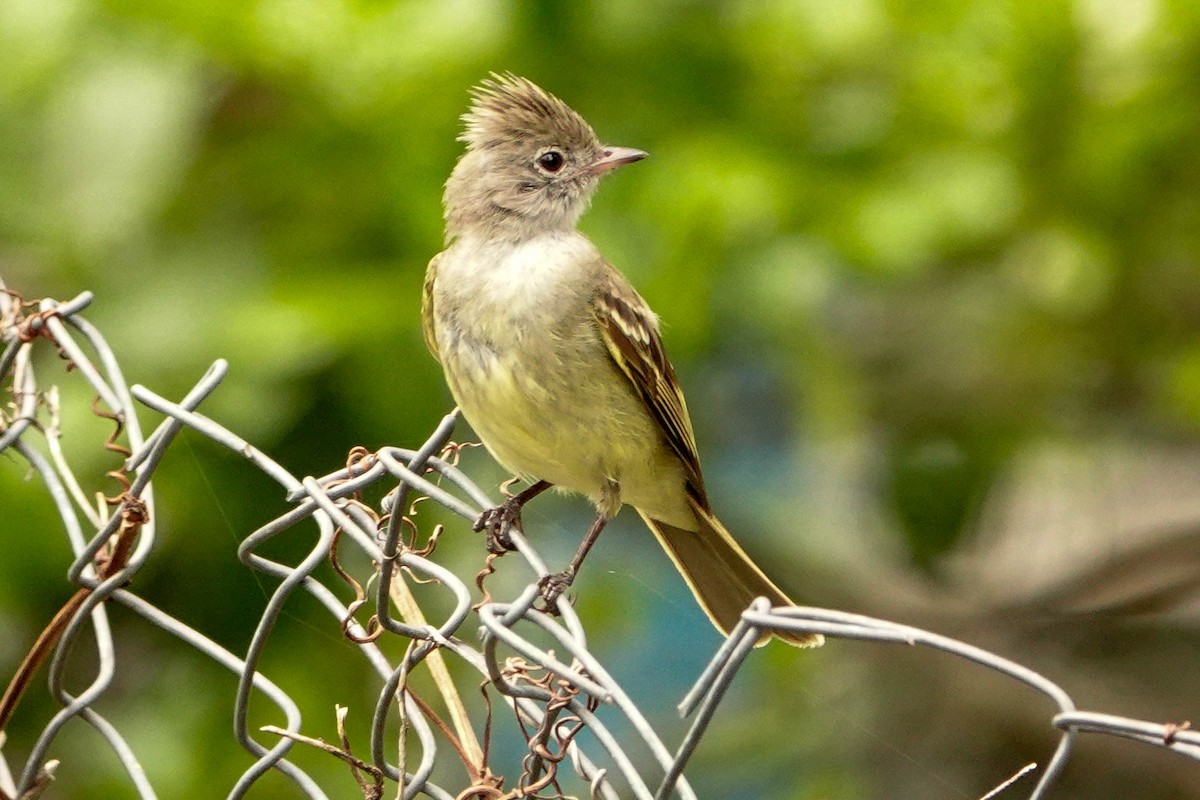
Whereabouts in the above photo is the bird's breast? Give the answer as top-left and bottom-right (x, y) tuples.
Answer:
(430, 232), (694, 528)
(433, 234), (604, 477)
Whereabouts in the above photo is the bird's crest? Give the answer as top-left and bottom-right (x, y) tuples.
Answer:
(460, 73), (596, 150)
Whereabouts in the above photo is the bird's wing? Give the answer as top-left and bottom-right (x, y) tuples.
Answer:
(592, 265), (709, 508)
(421, 252), (441, 363)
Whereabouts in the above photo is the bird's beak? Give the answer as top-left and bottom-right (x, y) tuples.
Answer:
(590, 146), (648, 174)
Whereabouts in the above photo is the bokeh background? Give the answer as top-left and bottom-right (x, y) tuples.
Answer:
(3, 0), (1200, 797)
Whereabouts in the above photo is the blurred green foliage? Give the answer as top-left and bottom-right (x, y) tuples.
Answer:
(3, 0), (1200, 798)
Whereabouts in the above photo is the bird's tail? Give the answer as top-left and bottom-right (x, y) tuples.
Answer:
(639, 502), (823, 648)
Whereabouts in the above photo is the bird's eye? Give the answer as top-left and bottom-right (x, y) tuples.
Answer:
(536, 150), (565, 173)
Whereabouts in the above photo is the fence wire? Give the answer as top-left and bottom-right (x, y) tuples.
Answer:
(1, 281), (1198, 800)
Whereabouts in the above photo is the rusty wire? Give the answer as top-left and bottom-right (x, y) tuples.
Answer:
(2, 282), (1200, 800)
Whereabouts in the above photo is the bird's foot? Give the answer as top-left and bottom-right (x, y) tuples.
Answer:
(536, 568), (576, 614)
(473, 498), (524, 554)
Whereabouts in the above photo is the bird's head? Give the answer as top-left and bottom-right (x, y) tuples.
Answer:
(443, 73), (646, 241)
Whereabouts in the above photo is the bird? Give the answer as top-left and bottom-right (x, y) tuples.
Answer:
(421, 73), (820, 648)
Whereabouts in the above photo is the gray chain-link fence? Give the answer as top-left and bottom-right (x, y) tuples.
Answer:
(2, 281), (1199, 800)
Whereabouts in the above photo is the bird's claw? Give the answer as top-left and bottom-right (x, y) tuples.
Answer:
(535, 569), (575, 615)
(474, 498), (523, 554)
